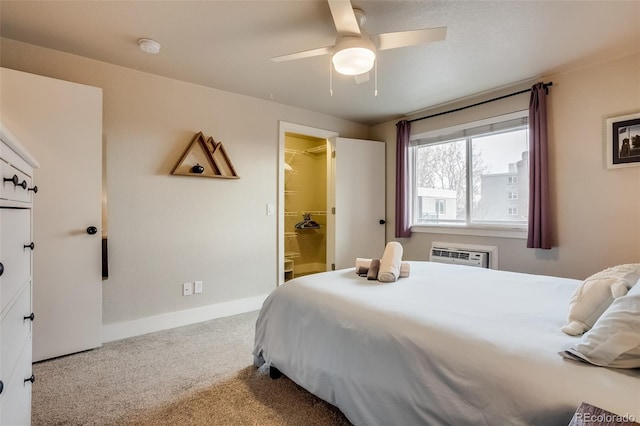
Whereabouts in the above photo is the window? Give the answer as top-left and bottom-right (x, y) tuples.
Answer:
(411, 112), (529, 229)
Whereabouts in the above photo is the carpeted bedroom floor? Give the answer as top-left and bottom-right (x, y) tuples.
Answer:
(32, 310), (351, 425)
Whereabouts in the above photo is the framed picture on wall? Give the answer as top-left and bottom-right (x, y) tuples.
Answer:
(606, 111), (640, 169)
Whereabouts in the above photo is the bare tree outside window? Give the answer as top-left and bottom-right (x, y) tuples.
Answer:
(412, 119), (529, 227)
(415, 140), (488, 222)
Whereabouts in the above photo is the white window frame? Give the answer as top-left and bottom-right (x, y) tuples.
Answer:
(409, 111), (529, 239)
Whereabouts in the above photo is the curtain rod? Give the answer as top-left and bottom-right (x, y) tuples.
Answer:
(407, 82), (553, 124)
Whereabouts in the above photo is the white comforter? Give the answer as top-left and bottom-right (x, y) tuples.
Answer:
(253, 262), (640, 425)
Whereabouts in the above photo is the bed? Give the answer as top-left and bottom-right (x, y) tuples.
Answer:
(253, 261), (640, 425)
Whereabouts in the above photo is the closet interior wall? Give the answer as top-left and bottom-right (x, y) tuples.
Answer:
(284, 133), (327, 280)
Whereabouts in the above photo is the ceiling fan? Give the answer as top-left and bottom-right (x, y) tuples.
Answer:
(271, 0), (446, 84)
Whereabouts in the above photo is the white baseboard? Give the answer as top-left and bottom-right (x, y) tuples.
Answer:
(102, 294), (270, 343)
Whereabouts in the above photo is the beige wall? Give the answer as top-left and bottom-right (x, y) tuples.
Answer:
(372, 52), (640, 280)
(2, 36), (638, 332)
(0, 38), (370, 327)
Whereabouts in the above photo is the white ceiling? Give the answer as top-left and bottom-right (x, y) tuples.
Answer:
(1, 0), (639, 125)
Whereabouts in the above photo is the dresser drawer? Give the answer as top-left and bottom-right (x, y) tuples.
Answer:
(0, 208), (32, 314)
(0, 335), (33, 426)
(0, 160), (32, 204)
(1, 283), (32, 386)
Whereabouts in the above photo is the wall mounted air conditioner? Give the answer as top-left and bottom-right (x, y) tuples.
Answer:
(430, 246), (490, 268)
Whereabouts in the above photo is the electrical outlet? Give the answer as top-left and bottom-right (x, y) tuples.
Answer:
(194, 281), (203, 294)
(182, 282), (192, 296)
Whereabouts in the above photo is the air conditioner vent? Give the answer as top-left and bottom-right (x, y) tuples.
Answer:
(431, 249), (470, 260)
(430, 247), (489, 268)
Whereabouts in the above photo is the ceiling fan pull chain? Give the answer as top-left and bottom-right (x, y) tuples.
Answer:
(329, 55), (333, 96)
(374, 58), (378, 97)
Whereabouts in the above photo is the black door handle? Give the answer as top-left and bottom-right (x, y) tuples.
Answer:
(86, 226), (98, 235)
(24, 312), (35, 322)
(24, 375), (35, 384)
(24, 242), (35, 250)
(379, 219), (386, 225)
(0, 380), (3, 394)
(0, 262), (3, 277)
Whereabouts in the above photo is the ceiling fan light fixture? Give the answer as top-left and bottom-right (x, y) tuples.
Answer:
(332, 36), (376, 76)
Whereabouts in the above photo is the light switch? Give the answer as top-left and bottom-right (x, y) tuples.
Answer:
(266, 203), (275, 216)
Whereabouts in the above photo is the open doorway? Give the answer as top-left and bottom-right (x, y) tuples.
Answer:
(278, 122), (338, 286)
(277, 123), (387, 286)
(284, 133), (327, 281)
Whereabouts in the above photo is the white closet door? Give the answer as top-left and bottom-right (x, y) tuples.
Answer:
(0, 67), (103, 361)
(332, 137), (386, 270)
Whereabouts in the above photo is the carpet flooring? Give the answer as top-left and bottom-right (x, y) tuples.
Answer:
(31, 311), (351, 425)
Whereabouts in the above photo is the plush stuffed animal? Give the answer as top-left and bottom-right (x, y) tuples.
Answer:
(561, 264), (640, 336)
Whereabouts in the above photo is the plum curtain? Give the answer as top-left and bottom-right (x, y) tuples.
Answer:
(395, 120), (411, 238)
(527, 83), (552, 249)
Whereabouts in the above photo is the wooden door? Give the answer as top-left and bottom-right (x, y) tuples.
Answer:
(330, 137), (386, 270)
(0, 67), (103, 361)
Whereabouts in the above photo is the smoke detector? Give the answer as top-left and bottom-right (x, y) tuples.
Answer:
(138, 38), (161, 54)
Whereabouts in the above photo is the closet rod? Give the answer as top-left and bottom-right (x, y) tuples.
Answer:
(407, 82), (553, 124)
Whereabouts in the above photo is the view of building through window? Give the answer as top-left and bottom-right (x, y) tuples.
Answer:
(412, 123), (529, 227)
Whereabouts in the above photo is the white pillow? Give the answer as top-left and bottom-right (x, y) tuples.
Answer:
(561, 264), (640, 336)
(560, 279), (640, 368)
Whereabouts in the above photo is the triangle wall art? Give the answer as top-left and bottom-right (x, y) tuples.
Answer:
(172, 131), (239, 179)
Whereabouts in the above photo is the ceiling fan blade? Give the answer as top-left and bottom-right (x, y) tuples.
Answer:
(270, 46), (332, 63)
(327, 0), (361, 36)
(354, 72), (370, 84)
(376, 27), (447, 51)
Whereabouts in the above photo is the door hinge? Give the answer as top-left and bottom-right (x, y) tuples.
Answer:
(332, 151), (336, 158)
(331, 263), (336, 271)
(331, 207), (335, 214)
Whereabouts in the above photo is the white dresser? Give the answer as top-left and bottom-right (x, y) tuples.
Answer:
(0, 124), (39, 426)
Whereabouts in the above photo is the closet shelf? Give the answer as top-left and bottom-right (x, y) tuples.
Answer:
(304, 210), (326, 215)
(285, 251), (300, 259)
(285, 146), (326, 160)
(303, 145), (326, 156)
(285, 190), (298, 196)
(284, 211), (298, 216)
(284, 149), (299, 165)
(285, 232), (297, 238)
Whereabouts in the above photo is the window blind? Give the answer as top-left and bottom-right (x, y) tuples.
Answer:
(411, 115), (528, 147)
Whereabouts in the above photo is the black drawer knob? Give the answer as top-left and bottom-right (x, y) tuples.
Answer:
(28, 185), (38, 193)
(24, 375), (35, 384)
(0, 262), (3, 277)
(24, 312), (35, 322)
(0, 380), (3, 394)
(24, 242), (35, 250)
(379, 219), (386, 224)
(3, 174), (19, 185)
(18, 180), (27, 190)
(86, 226), (98, 235)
